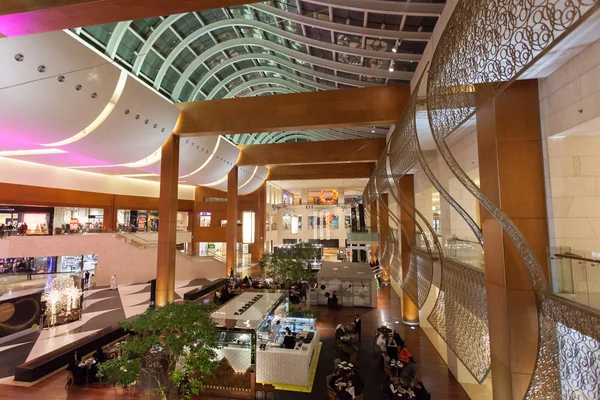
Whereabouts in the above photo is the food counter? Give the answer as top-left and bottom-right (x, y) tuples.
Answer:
(209, 289), (320, 391)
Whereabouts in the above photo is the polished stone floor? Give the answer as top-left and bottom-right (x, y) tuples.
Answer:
(0, 284), (469, 399)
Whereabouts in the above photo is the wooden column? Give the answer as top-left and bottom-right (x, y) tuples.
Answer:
(378, 194), (390, 282)
(156, 134), (180, 307)
(187, 210), (195, 255)
(102, 198), (117, 231)
(252, 183), (267, 263)
(226, 166), (238, 276)
(476, 80), (549, 399)
(399, 175), (419, 325)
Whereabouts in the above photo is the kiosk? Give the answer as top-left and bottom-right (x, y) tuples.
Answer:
(209, 290), (320, 392)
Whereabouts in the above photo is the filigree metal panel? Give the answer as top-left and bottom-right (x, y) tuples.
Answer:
(402, 247), (436, 310)
(426, 0), (600, 395)
(390, 239), (402, 283)
(402, 250), (420, 307)
(428, 258), (490, 383)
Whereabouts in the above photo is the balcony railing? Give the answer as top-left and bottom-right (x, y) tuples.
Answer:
(550, 246), (600, 310)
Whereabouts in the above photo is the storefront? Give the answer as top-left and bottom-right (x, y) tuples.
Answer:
(208, 290), (320, 393)
(0, 205), (54, 235)
(54, 207), (104, 233)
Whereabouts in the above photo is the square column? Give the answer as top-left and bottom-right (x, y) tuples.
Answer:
(156, 134), (180, 306)
(399, 175), (419, 325)
(476, 80), (549, 399)
(226, 166), (238, 275)
(252, 182), (267, 263)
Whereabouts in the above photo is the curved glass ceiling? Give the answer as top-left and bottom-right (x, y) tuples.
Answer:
(74, 0), (445, 143)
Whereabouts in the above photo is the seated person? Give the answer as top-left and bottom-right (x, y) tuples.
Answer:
(335, 324), (346, 340)
(386, 338), (399, 360)
(376, 333), (387, 351)
(353, 373), (364, 396)
(345, 380), (357, 399)
(393, 330), (405, 348)
(399, 346), (412, 364)
(400, 357), (419, 382)
(328, 370), (342, 389)
(415, 381), (431, 400)
(386, 377), (400, 396)
(93, 347), (106, 363)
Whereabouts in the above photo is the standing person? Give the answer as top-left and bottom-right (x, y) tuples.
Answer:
(84, 270), (90, 286)
(26, 264), (32, 280)
(353, 314), (362, 340)
(229, 267), (234, 278)
(0, 224), (5, 240)
(109, 274), (118, 290)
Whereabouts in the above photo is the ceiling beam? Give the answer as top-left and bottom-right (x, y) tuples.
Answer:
(0, 0), (256, 36)
(237, 138), (386, 166)
(267, 162), (376, 180)
(174, 85), (409, 137)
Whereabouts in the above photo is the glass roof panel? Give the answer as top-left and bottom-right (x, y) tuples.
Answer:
(73, 0), (446, 141)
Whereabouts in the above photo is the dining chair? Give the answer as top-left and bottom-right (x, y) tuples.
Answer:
(263, 383), (275, 399)
(328, 387), (338, 400)
(255, 382), (264, 398)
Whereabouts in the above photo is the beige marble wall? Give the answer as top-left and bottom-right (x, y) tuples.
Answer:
(539, 38), (600, 308)
(547, 136), (600, 251)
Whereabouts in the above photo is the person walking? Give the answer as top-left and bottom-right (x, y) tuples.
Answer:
(109, 274), (118, 290)
(353, 314), (362, 340)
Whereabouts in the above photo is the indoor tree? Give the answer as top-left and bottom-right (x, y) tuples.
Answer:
(97, 302), (217, 400)
(261, 251), (313, 285)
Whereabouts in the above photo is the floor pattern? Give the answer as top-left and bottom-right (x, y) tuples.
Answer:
(0, 278), (222, 380)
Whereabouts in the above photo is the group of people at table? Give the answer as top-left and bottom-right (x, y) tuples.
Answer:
(376, 326), (430, 399)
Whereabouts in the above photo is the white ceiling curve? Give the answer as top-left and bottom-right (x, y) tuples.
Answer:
(0, 30), (254, 189)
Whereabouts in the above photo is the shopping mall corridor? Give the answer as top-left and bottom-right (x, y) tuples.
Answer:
(0, 285), (468, 399)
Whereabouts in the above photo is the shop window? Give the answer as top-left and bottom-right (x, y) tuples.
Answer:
(199, 212), (212, 227)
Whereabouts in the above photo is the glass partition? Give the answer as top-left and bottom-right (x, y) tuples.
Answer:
(549, 246), (600, 310)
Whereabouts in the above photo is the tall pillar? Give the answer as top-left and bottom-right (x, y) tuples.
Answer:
(378, 193), (390, 282)
(156, 134), (180, 306)
(226, 166), (238, 275)
(103, 199), (117, 231)
(399, 175), (419, 325)
(253, 183), (267, 263)
(186, 210), (195, 255)
(476, 80), (548, 399)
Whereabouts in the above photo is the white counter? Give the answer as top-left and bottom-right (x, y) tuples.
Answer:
(256, 331), (320, 387)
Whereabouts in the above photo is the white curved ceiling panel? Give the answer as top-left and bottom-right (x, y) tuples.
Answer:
(0, 31), (120, 147)
(207, 165), (268, 194)
(186, 139), (240, 185)
(62, 75), (179, 165)
(239, 166), (269, 195)
(143, 136), (220, 177)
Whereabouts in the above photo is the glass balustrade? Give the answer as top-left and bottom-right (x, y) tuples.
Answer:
(549, 246), (600, 310)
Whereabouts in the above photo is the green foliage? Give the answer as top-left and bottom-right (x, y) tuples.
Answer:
(292, 242), (317, 261)
(261, 252), (312, 285)
(288, 305), (317, 318)
(96, 302), (217, 400)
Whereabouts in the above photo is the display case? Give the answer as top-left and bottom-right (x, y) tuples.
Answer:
(207, 289), (320, 394)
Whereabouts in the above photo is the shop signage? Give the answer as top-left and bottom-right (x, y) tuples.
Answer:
(70, 218), (79, 230)
(199, 212), (212, 216)
(138, 218), (146, 231)
(0, 207), (16, 213)
(208, 243), (216, 249)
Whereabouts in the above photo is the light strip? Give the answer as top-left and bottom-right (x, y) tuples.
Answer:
(42, 71), (128, 147)
(203, 174), (228, 187)
(237, 166), (258, 190)
(119, 173), (159, 178)
(120, 148), (161, 168)
(179, 136), (221, 178)
(0, 148), (67, 157)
